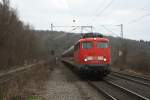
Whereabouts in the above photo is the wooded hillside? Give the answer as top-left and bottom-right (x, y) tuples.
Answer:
(0, 0), (49, 70)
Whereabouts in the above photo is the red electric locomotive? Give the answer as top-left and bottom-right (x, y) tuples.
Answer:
(62, 33), (111, 77)
(74, 33), (111, 76)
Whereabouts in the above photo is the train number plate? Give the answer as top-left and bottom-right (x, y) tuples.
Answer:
(97, 56), (103, 60)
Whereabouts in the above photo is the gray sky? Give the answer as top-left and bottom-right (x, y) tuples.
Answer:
(7, 0), (150, 40)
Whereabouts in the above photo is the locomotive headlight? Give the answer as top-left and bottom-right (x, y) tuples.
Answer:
(84, 59), (88, 62)
(103, 58), (107, 62)
(84, 56), (93, 61)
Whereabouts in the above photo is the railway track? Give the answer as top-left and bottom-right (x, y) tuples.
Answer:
(62, 59), (150, 100)
(87, 81), (117, 100)
(112, 71), (150, 81)
(107, 71), (150, 99)
(88, 80), (149, 100)
(111, 71), (150, 86)
(0, 61), (44, 83)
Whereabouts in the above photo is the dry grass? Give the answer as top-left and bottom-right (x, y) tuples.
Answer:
(0, 61), (54, 100)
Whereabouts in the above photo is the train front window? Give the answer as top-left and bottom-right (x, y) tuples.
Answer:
(82, 42), (93, 49)
(97, 42), (108, 48)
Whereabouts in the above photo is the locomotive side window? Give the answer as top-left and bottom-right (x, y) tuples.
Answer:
(97, 42), (108, 48)
(82, 42), (93, 49)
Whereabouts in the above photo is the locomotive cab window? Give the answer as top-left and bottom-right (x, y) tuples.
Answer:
(97, 42), (108, 48)
(82, 42), (93, 49)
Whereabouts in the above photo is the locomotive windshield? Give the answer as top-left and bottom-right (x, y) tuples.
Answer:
(97, 42), (108, 48)
(82, 42), (93, 49)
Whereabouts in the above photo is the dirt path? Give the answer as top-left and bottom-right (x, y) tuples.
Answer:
(41, 62), (107, 100)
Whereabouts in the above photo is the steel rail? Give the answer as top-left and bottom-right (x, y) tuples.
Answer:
(112, 71), (150, 82)
(87, 81), (117, 100)
(0, 61), (44, 83)
(111, 72), (150, 86)
(104, 80), (150, 100)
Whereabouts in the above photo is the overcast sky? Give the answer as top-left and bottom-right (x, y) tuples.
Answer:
(6, 0), (150, 40)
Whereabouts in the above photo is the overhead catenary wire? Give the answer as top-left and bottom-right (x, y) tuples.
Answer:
(127, 13), (150, 25)
(95, 0), (114, 17)
(90, 0), (115, 25)
(101, 25), (120, 37)
(52, 0), (118, 37)
(92, 0), (106, 17)
(88, 0), (116, 37)
(125, 2), (150, 25)
(53, 27), (79, 40)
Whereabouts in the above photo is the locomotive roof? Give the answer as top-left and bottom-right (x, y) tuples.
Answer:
(78, 37), (109, 43)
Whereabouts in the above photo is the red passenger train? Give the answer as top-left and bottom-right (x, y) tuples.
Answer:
(62, 33), (111, 77)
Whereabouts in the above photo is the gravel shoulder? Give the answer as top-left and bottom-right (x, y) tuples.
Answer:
(41, 61), (107, 100)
